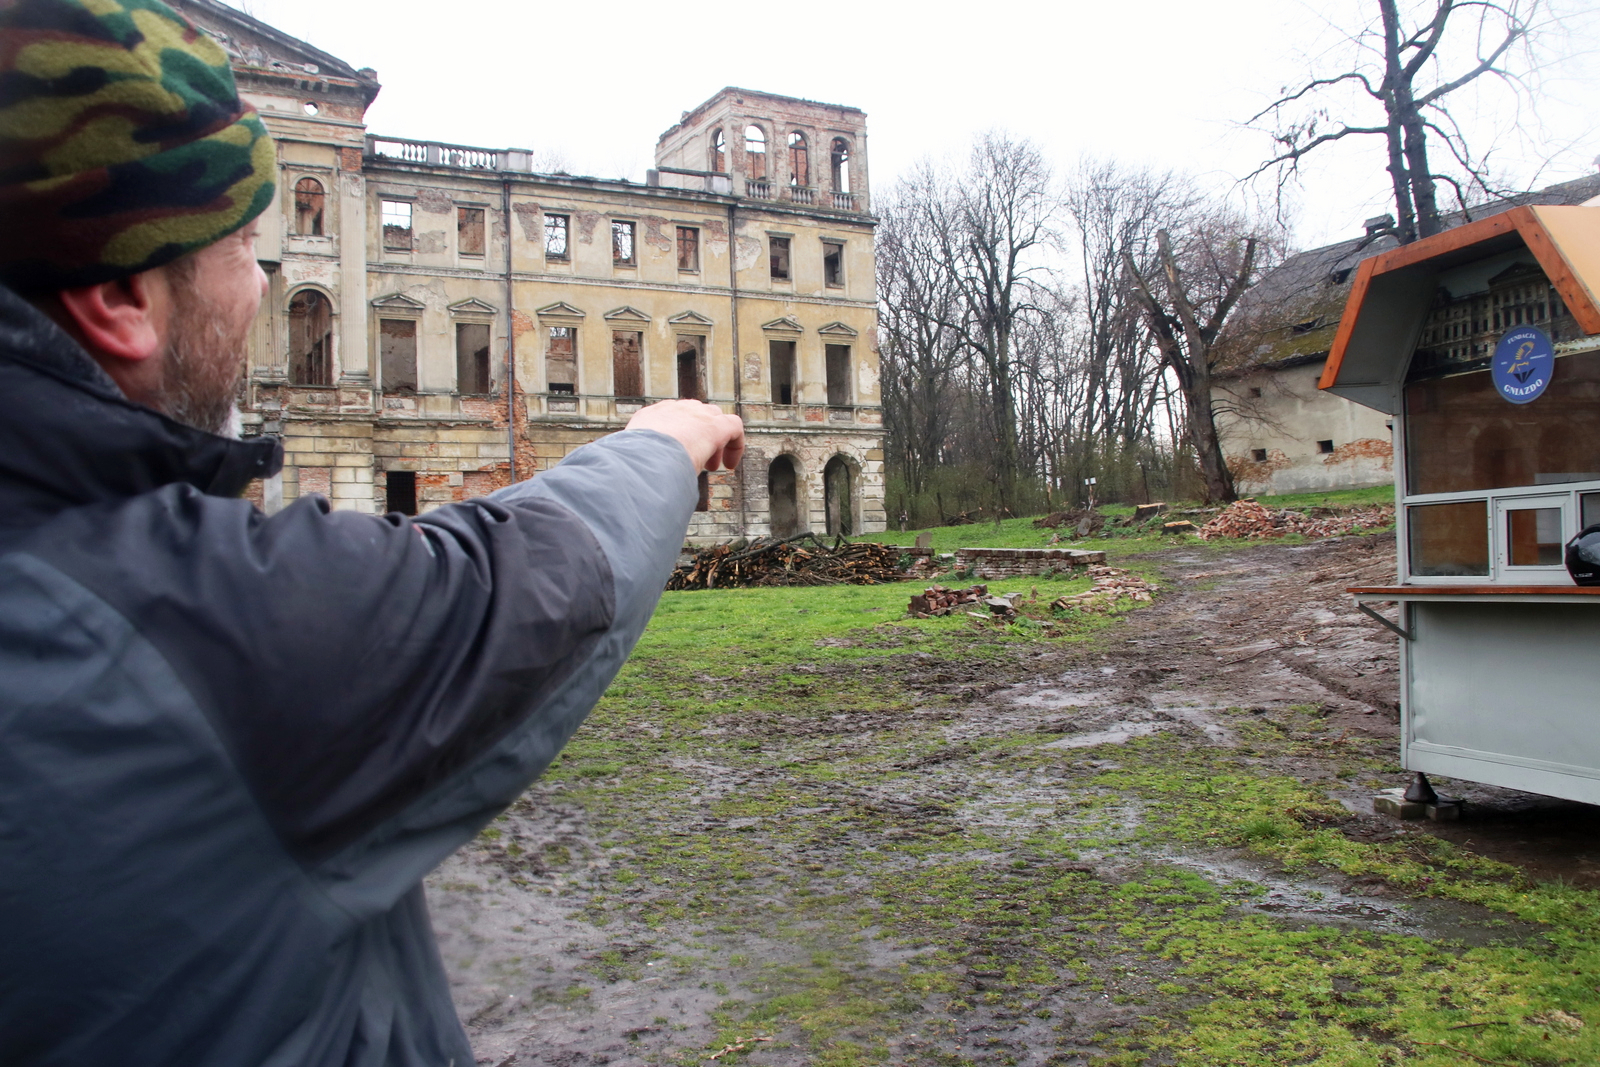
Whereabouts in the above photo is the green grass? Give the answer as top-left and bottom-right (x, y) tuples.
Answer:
(857, 483), (1397, 557)
(1254, 484), (1396, 509)
(492, 523), (1600, 1066)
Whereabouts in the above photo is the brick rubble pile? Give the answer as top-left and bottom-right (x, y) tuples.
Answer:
(1195, 500), (1394, 541)
(1050, 565), (1159, 613)
(907, 584), (989, 618)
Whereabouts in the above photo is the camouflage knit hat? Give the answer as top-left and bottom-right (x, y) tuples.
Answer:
(0, 0), (275, 291)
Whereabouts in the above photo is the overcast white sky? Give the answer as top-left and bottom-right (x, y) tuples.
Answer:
(231, 0), (1599, 250)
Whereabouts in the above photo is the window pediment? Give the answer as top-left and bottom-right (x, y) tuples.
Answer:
(761, 316), (803, 334)
(448, 297), (498, 316)
(668, 310), (715, 327)
(536, 300), (586, 324)
(370, 292), (425, 312)
(817, 320), (858, 338)
(604, 305), (652, 323)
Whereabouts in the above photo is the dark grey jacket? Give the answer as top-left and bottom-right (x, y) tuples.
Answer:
(0, 285), (698, 1066)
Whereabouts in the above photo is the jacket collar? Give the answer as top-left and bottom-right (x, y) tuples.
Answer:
(0, 283), (282, 529)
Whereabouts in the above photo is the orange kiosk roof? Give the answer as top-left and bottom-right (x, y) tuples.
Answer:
(1318, 205), (1600, 414)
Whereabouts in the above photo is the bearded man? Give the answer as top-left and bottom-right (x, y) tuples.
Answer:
(0, 2), (744, 1065)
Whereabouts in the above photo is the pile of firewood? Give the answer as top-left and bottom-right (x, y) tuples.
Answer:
(666, 535), (906, 590)
(907, 584), (990, 618)
(1051, 565), (1159, 613)
(1196, 500), (1395, 541)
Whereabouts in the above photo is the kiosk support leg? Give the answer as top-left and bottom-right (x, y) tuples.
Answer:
(1355, 600), (1412, 641)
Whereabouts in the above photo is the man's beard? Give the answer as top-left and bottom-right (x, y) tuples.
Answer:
(152, 289), (250, 437)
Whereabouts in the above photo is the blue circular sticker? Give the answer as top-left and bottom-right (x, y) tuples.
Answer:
(1491, 325), (1555, 404)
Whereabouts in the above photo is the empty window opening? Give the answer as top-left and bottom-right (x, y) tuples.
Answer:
(544, 213), (569, 259)
(822, 241), (843, 287)
(830, 138), (850, 192)
(710, 128), (726, 173)
(825, 344), (851, 407)
(288, 289), (332, 386)
(381, 200), (412, 251)
(677, 226), (699, 272)
(293, 177), (325, 235)
(612, 220), (635, 266)
(1507, 507), (1563, 567)
(456, 322), (491, 394)
(1248, 386), (1263, 398)
(546, 326), (577, 394)
(380, 318), (418, 393)
(768, 455), (801, 537)
(1317, 439), (1335, 454)
(676, 335), (705, 400)
(744, 125), (766, 179)
(612, 330), (643, 400)
(769, 340), (796, 405)
(457, 207), (485, 257)
(788, 131), (809, 186)
(1331, 268), (1352, 284)
(769, 236), (791, 281)
(1251, 448), (1268, 462)
(386, 471), (417, 516)
(823, 455), (854, 536)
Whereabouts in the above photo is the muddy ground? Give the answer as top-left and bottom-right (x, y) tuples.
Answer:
(428, 534), (1600, 1065)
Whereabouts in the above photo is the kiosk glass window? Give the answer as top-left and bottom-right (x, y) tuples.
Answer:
(1408, 500), (1489, 577)
(1506, 506), (1563, 567)
(1405, 349), (1600, 495)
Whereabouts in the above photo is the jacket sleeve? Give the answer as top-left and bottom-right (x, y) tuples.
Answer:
(28, 429), (697, 873)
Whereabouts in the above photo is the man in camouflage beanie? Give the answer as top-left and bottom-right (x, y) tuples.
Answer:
(0, 4), (746, 1066)
(0, 0), (275, 291)
(1, 0), (275, 434)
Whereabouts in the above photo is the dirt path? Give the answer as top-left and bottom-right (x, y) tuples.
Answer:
(428, 534), (1600, 1066)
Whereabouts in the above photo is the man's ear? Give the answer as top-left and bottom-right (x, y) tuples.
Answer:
(55, 272), (165, 362)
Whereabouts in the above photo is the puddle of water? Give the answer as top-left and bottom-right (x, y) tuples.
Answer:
(1010, 688), (1109, 709)
(1045, 722), (1174, 749)
(1158, 851), (1536, 946)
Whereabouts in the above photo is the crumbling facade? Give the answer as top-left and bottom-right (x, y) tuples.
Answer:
(178, 0), (885, 539)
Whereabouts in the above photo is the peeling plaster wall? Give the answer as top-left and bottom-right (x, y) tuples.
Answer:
(1214, 361), (1395, 496)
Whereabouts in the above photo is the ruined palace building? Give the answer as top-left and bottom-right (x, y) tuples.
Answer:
(177, 0), (886, 539)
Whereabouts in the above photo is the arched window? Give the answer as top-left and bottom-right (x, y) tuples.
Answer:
(744, 125), (766, 180)
(288, 289), (332, 386)
(830, 138), (850, 193)
(823, 455), (856, 536)
(788, 131), (808, 187)
(293, 177), (325, 236)
(710, 129), (726, 174)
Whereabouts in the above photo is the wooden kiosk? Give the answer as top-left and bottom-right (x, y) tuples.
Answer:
(1322, 205), (1600, 804)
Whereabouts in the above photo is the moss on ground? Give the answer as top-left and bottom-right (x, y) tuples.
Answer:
(505, 541), (1599, 1065)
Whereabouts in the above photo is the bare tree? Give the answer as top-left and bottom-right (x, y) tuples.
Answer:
(1065, 160), (1195, 452)
(1124, 214), (1269, 503)
(937, 135), (1059, 493)
(877, 172), (969, 503)
(1248, 0), (1541, 242)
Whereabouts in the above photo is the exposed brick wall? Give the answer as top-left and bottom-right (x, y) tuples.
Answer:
(953, 547), (1107, 579)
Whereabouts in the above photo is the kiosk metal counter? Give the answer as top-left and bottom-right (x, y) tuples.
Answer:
(1323, 204), (1600, 804)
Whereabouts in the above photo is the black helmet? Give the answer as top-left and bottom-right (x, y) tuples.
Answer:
(1565, 524), (1600, 585)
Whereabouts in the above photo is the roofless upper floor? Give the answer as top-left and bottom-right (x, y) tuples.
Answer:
(654, 88), (870, 213)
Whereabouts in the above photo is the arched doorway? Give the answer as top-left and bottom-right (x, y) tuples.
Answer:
(768, 455), (801, 538)
(823, 455), (855, 536)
